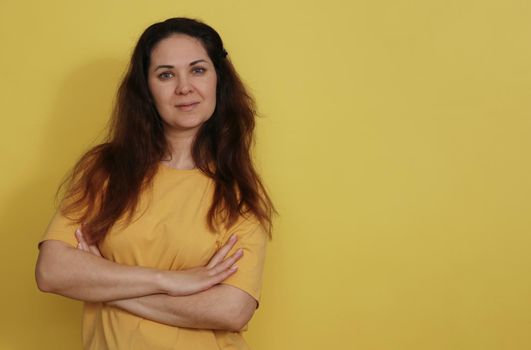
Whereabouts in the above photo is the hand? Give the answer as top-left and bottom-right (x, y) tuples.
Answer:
(159, 234), (244, 297)
(75, 227), (103, 257)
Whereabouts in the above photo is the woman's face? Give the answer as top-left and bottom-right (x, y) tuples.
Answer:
(147, 34), (217, 136)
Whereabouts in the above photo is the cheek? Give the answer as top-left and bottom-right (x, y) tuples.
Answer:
(150, 86), (172, 108)
(148, 83), (160, 102)
(207, 79), (217, 103)
(201, 81), (217, 117)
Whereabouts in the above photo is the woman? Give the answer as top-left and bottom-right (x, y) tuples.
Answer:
(35, 17), (274, 349)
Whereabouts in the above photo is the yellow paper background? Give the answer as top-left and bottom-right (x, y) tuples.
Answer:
(1, 0), (530, 349)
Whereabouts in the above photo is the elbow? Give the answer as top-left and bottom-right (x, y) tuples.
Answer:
(224, 318), (244, 333)
(217, 286), (258, 332)
(229, 319), (249, 333)
(35, 264), (53, 293)
(225, 304), (256, 332)
(35, 256), (59, 293)
(35, 242), (63, 293)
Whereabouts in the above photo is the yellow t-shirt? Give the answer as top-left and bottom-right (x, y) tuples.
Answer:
(39, 163), (269, 349)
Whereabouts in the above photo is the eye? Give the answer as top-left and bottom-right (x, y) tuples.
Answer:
(158, 72), (174, 80)
(192, 67), (206, 74)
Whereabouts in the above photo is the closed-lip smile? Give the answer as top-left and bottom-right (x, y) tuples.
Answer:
(176, 102), (199, 111)
(176, 102), (199, 107)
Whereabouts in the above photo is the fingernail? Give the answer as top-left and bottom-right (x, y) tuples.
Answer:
(231, 265), (239, 270)
(230, 234), (237, 241)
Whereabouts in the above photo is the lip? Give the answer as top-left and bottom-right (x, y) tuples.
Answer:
(176, 102), (199, 111)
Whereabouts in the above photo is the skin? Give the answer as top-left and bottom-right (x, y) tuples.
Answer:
(74, 229), (256, 331)
(148, 33), (218, 169)
(35, 34), (259, 331)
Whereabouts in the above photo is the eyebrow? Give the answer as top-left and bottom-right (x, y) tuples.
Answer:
(154, 59), (208, 71)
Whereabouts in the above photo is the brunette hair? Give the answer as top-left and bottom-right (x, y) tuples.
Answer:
(58, 17), (275, 244)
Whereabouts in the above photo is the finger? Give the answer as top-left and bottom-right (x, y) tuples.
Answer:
(206, 234), (238, 269)
(209, 264), (239, 285)
(76, 232), (89, 252)
(77, 242), (88, 252)
(88, 244), (103, 257)
(210, 249), (243, 275)
(75, 228), (83, 243)
(76, 228), (90, 248)
(80, 240), (89, 252)
(78, 233), (87, 250)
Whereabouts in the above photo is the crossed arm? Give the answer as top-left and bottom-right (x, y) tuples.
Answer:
(106, 284), (256, 331)
(35, 233), (257, 332)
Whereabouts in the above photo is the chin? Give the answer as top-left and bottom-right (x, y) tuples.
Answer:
(166, 118), (210, 133)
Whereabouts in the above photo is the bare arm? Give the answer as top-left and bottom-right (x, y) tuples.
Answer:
(35, 232), (242, 302)
(107, 284), (257, 332)
(36, 239), (167, 302)
(69, 230), (255, 331)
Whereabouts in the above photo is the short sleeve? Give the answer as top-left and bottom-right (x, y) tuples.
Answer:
(219, 217), (269, 309)
(38, 209), (79, 249)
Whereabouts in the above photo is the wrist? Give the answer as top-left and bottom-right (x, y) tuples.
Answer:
(154, 269), (169, 294)
(106, 299), (118, 307)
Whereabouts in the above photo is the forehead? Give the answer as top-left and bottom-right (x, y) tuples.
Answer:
(150, 34), (211, 66)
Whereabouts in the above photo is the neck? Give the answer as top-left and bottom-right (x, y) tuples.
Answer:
(162, 129), (197, 170)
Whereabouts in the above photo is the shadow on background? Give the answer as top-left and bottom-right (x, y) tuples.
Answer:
(0, 58), (126, 349)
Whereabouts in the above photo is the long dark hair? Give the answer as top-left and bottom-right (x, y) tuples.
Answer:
(58, 17), (275, 244)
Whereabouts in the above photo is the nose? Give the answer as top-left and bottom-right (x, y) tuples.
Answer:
(175, 75), (193, 95)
